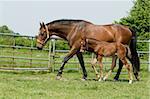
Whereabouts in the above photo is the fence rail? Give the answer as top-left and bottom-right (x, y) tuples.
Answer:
(0, 33), (149, 71)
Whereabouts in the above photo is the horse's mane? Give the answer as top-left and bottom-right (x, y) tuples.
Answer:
(46, 19), (92, 26)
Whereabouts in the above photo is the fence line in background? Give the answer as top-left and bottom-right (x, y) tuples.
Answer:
(0, 33), (149, 71)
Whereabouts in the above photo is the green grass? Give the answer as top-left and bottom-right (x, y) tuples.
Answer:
(0, 47), (149, 98)
(0, 69), (149, 99)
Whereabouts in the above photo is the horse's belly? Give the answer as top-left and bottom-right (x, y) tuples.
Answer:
(103, 51), (115, 57)
(102, 47), (116, 57)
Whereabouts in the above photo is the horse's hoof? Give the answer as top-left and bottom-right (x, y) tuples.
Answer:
(81, 77), (87, 81)
(103, 77), (107, 81)
(137, 78), (140, 81)
(114, 77), (119, 81)
(134, 72), (140, 81)
(80, 50), (85, 53)
(129, 80), (132, 84)
(56, 76), (62, 80)
(135, 76), (140, 81)
(98, 78), (102, 82)
(81, 78), (86, 81)
(113, 79), (118, 82)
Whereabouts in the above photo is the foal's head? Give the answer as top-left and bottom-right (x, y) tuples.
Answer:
(36, 22), (50, 50)
(80, 37), (87, 52)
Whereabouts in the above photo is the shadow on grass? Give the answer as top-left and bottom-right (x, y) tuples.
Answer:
(0, 69), (79, 76)
(0, 70), (50, 75)
(84, 78), (139, 83)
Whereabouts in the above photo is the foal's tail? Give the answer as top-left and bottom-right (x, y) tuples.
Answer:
(129, 28), (140, 73)
(125, 45), (131, 59)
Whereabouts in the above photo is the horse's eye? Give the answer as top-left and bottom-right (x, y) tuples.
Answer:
(40, 33), (44, 36)
(35, 35), (38, 39)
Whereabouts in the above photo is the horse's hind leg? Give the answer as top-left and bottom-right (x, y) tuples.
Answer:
(91, 58), (99, 80)
(104, 55), (118, 81)
(126, 63), (133, 84)
(114, 59), (123, 81)
(121, 58), (133, 84)
(127, 55), (140, 81)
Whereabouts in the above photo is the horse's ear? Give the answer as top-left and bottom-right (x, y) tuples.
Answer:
(42, 22), (46, 29)
(42, 22), (44, 25)
(40, 22), (42, 27)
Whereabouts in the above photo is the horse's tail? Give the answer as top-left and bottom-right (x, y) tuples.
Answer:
(129, 28), (140, 73)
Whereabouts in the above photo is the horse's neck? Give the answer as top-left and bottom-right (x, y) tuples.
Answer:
(86, 39), (99, 50)
(49, 24), (73, 40)
(86, 38), (110, 52)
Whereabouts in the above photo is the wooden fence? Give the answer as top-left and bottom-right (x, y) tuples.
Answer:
(0, 33), (149, 72)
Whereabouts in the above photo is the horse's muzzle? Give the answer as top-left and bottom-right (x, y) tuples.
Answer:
(37, 46), (43, 50)
(36, 44), (43, 50)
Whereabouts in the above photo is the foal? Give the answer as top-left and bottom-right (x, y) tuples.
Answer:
(80, 38), (133, 84)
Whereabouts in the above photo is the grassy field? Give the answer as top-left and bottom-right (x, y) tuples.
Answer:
(0, 68), (149, 99)
(0, 47), (149, 99)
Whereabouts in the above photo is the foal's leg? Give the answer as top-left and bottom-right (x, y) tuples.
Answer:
(127, 55), (140, 81)
(91, 58), (99, 80)
(103, 55), (118, 81)
(97, 55), (103, 81)
(121, 58), (133, 84)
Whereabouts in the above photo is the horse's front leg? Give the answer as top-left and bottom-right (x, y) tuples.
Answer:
(97, 55), (103, 81)
(76, 52), (87, 80)
(56, 47), (78, 80)
(91, 58), (99, 80)
(104, 55), (118, 81)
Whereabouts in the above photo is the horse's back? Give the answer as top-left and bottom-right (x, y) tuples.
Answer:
(96, 42), (117, 57)
(85, 24), (132, 44)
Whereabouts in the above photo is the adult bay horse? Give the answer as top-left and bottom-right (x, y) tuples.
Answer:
(36, 19), (140, 81)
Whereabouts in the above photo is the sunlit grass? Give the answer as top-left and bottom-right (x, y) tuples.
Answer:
(0, 68), (149, 99)
(0, 47), (149, 98)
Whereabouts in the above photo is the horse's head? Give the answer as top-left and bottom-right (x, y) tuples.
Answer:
(36, 22), (51, 50)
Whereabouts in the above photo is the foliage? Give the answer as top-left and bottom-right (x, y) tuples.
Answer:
(114, 0), (150, 57)
(55, 40), (70, 50)
(0, 25), (34, 47)
(15, 37), (33, 47)
(115, 0), (150, 39)
(0, 25), (70, 50)
(0, 25), (14, 33)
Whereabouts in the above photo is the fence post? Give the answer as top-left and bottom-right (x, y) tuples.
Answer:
(52, 39), (56, 72)
(48, 40), (52, 72)
(148, 39), (150, 72)
(30, 37), (33, 67)
(12, 34), (16, 67)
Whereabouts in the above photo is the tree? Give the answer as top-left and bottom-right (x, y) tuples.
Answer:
(115, 0), (150, 40)
(0, 25), (14, 33)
